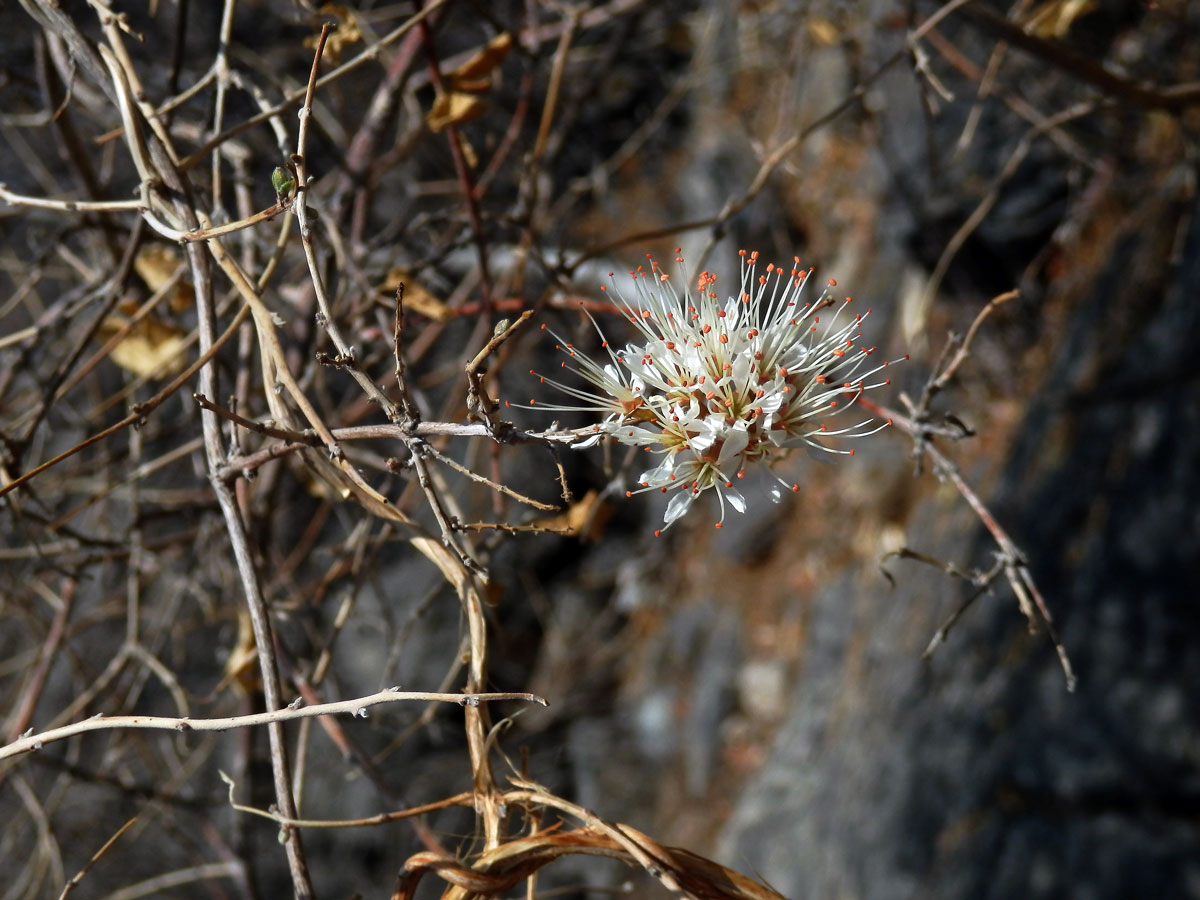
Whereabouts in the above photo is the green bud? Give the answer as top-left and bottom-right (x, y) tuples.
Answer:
(493, 318), (510, 335)
(271, 166), (294, 197)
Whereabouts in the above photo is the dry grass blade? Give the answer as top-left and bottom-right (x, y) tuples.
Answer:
(394, 822), (787, 900)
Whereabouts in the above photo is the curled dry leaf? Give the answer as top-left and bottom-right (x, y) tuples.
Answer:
(304, 4), (363, 65)
(396, 823), (788, 900)
(534, 490), (608, 540)
(806, 17), (839, 46)
(135, 244), (194, 312)
(452, 32), (513, 84)
(1022, 0), (1098, 39)
(382, 268), (452, 322)
(427, 92), (488, 132)
(426, 32), (512, 133)
(99, 310), (188, 378)
(214, 606), (260, 695)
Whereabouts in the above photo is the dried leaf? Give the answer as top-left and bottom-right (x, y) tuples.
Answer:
(401, 823), (789, 900)
(223, 606), (260, 693)
(99, 313), (188, 378)
(453, 76), (494, 94)
(806, 17), (839, 46)
(134, 245), (178, 292)
(426, 91), (488, 132)
(534, 490), (607, 540)
(425, 33), (511, 133)
(304, 5), (362, 65)
(449, 32), (512, 85)
(1023, 0), (1098, 38)
(382, 268), (452, 321)
(135, 245), (194, 312)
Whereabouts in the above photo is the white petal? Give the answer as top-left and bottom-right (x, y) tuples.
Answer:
(691, 428), (716, 453)
(730, 351), (753, 384)
(717, 423), (750, 464)
(758, 390), (784, 414)
(664, 490), (695, 524)
(614, 425), (662, 447)
(638, 457), (674, 485)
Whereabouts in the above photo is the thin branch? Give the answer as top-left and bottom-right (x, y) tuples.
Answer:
(958, 3), (1200, 109)
(417, 443), (559, 512)
(58, 818), (137, 900)
(920, 289), (1018, 409)
(917, 103), (1093, 317)
(0, 183), (144, 213)
(175, 0), (456, 173)
(1, 689), (547, 763)
(866, 395), (1076, 690)
(465, 310), (536, 427)
(221, 781), (474, 830)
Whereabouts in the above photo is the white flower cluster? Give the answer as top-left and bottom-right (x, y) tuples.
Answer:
(517, 250), (903, 533)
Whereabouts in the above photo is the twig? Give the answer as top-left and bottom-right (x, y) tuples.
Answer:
(393, 283), (421, 424)
(1, 689), (547, 762)
(179, 199), (290, 242)
(192, 393), (317, 443)
(917, 103), (1093, 318)
(416, 442), (559, 512)
(458, 521), (572, 535)
(919, 289), (1018, 410)
(864, 395), (1076, 690)
(881, 551), (1007, 657)
(58, 818), (137, 900)
(0, 183), (144, 213)
(958, 3), (1200, 110)
(175, 0), (456, 172)
(213, 421), (596, 480)
(221, 782), (474, 830)
(416, 13), (497, 323)
(862, 285), (1076, 689)
(465, 310), (535, 426)
(291, 26), (399, 416)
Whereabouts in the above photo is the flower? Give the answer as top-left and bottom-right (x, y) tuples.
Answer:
(514, 249), (904, 533)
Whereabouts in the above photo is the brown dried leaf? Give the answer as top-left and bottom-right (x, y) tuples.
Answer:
(806, 17), (839, 46)
(411, 823), (789, 900)
(534, 490), (607, 540)
(134, 245), (178, 292)
(304, 5), (363, 65)
(223, 606), (260, 693)
(426, 91), (488, 132)
(449, 32), (512, 85)
(382, 268), (453, 321)
(98, 313), (188, 378)
(1023, 0), (1098, 38)
(134, 245), (194, 312)
(425, 33), (511, 133)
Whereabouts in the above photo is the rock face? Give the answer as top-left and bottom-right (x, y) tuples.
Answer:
(719, 181), (1200, 897)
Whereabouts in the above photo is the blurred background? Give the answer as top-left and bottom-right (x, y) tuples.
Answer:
(2, 0), (1198, 898)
